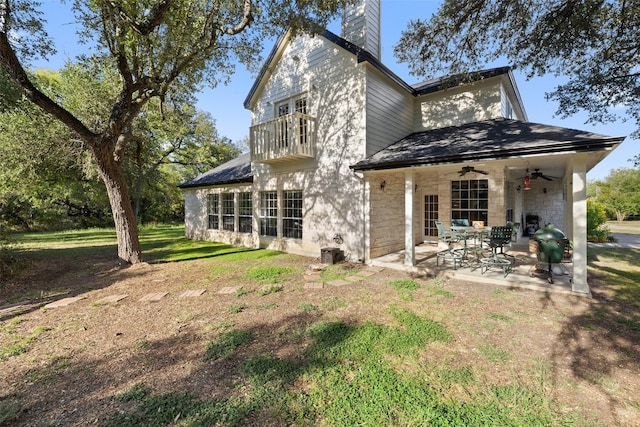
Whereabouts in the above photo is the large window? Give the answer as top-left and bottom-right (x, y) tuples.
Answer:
(260, 192), (277, 237)
(222, 193), (235, 232)
(208, 194), (219, 230)
(239, 192), (252, 233)
(451, 180), (489, 225)
(283, 190), (303, 239)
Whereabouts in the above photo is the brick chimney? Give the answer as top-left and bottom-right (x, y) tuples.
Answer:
(341, 0), (381, 60)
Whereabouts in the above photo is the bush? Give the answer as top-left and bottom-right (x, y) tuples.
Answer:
(587, 200), (614, 242)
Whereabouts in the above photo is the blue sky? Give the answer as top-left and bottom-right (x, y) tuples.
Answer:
(31, 0), (637, 181)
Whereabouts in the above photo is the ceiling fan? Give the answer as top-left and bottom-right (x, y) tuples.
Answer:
(530, 168), (555, 181)
(458, 166), (489, 176)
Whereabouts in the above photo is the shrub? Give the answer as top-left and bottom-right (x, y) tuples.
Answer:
(587, 199), (613, 242)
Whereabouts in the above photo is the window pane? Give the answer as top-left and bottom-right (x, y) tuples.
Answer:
(222, 193), (234, 232)
(260, 192), (277, 237)
(239, 192), (252, 233)
(283, 190), (302, 239)
(208, 194), (219, 230)
(450, 179), (489, 226)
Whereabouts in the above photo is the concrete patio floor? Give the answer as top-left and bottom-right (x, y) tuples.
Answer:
(370, 237), (576, 295)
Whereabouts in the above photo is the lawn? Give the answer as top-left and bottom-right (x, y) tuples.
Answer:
(1, 225), (639, 426)
(606, 220), (640, 235)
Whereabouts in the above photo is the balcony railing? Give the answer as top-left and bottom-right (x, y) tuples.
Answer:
(250, 112), (317, 164)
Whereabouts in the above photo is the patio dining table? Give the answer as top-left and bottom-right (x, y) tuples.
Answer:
(450, 226), (492, 261)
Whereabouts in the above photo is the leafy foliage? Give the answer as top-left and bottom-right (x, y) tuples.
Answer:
(592, 167), (640, 222)
(394, 0), (640, 138)
(587, 199), (612, 243)
(1, 0), (349, 262)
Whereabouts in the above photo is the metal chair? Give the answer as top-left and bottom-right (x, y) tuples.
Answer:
(480, 225), (514, 277)
(435, 221), (464, 269)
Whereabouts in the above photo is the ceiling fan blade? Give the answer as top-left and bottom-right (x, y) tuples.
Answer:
(540, 175), (553, 181)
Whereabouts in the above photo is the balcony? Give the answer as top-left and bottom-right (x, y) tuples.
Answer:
(250, 112), (317, 164)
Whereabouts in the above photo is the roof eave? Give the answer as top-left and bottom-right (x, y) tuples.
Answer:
(350, 137), (625, 172)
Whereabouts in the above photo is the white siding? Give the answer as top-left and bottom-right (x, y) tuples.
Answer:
(365, 67), (414, 156)
(248, 34), (369, 260)
(414, 80), (503, 132)
(342, 0), (381, 59)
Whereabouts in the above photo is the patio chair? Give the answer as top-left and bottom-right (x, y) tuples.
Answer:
(451, 218), (470, 227)
(435, 221), (464, 269)
(480, 225), (514, 277)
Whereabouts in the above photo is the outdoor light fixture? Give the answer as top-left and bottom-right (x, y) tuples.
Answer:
(516, 185), (521, 192)
(523, 174), (531, 190)
(380, 180), (386, 191)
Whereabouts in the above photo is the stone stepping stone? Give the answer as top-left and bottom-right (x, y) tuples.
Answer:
(138, 292), (168, 302)
(326, 279), (351, 287)
(304, 282), (324, 289)
(95, 294), (128, 304)
(304, 272), (323, 281)
(44, 296), (86, 309)
(355, 270), (376, 277)
(345, 276), (363, 282)
(218, 286), (242, 295)
(180, 289), (206, 298)
(365, 266), (384, 273)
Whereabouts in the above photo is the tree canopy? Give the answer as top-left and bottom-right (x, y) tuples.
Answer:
(1, 0), (349, 263)
(592, 167), (640, 222)
(394, 0), (640, 138)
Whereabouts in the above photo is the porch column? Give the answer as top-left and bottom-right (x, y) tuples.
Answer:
(571, 161), (589, 294)
(404, 170), (415, 266)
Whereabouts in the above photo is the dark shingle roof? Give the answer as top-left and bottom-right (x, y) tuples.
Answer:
(179, 153), (252, 188)
(350, 118), (624, 171)
(243, 29), (513, 108)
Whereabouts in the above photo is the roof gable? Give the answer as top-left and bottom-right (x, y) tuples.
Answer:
(243, 29), (515, 109)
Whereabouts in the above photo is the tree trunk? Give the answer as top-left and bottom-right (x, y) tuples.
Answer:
(94, 148), (143, 264)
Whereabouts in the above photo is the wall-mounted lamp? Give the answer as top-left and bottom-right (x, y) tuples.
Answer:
(266, 101), (272, 106)
(380, 180), (386, 191)
(516, 185), (521, 192)
(414, 184), (418, 192)
(543, 187), (547, 194)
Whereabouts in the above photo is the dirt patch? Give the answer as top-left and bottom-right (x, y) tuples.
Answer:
(1, 249), (639, 426)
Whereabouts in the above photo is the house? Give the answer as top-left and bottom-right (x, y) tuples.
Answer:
(180, 0), (624, 294)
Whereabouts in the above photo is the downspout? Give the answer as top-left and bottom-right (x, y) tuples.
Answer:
(353, 170), (367, 263)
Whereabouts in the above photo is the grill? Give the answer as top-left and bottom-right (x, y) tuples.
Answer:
(531, 224), (568, 284)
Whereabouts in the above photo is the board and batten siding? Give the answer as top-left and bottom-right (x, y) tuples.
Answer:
(414, 80), (503, 132)
(364, 67), (414, 156)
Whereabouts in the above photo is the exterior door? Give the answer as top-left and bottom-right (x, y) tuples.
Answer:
(423, 194), (439, 241)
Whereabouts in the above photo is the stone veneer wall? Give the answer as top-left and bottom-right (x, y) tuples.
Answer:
(523, 180), (565, 231)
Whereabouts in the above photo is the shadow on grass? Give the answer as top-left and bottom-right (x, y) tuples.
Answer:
(0, 226), (283, 320)
(4, 305), (573, 426)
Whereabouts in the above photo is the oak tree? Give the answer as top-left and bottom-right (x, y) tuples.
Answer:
(1, 0), (348, 263)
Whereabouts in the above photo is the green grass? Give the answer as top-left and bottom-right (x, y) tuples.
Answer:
(0, 325), (51, 361)
(258, 284), (283, 296)
(203, 330), (253, 361)
(245, 266), (295, 284)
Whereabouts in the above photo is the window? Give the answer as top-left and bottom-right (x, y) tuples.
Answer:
(260, 191), (277, 237)
(295, 98), (308, 145)
(276, 96), (308, 147)
(208, 194), (219, 230)
(239, 192), (252, 233)
(222, 193), (235, 232)
(451, 180), (489, 225)
(277, 102), (290, 148)
(283, 190), (303, 239)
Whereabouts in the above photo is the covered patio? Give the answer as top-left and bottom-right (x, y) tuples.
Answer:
(370, 235), (576, 295)
(351, 118), (624, 295)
